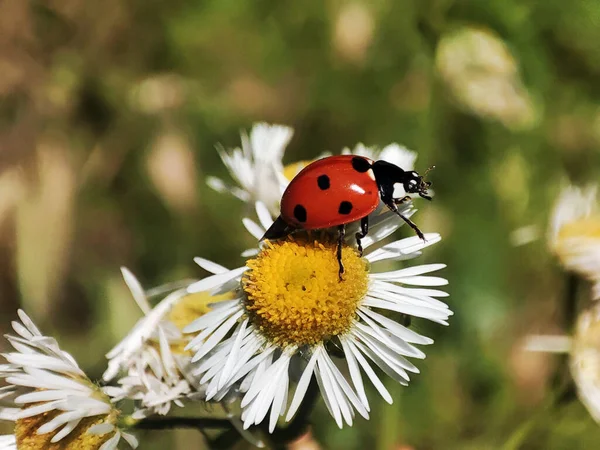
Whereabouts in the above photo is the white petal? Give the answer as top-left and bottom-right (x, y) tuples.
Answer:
(17, 310), (42, 337)
(320, 350), (369, 420)
(359, 307), (433, 345)
(15, 390), (78, 405)
(183, 300), (241, 334)
(218, 319), (248, 389)
(193, 257), (229, 275)
(15, 401), (59, 418)
(243, 218), (265, 241)
(339, 339), (369, 409)
(362, 296), (450, 323)
(120, 267), (151, 315)
(255, 202), (274, 230)
(269, 362), (290, 432)
(190, 310), (244, 362)
(356, 312), (425, 359)
(187, 267), (247, 294)
(49, 418), (81, 442)
(4, 353), (82, 376)
(285, 351), (319, 421)
(88, 423), (116, 436)
(314, 358), (342, 428)
(343, 337), (393, 403)
(122, 431), (139, 448)
(98, 431), (120, 450)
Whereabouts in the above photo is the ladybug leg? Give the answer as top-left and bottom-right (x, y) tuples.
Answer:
(393, 195), (412, 206)
(355, 216), (369, 256)
(337, 225), (345, 280)
(386, 202), (426, 242)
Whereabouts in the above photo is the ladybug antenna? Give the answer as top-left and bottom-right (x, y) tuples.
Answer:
(418, 165), (435, 201)
(423, 165), (435, 178)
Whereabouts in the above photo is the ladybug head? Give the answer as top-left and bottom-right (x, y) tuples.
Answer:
(371, 160), (433, 202)
(403, 167), (433, 201)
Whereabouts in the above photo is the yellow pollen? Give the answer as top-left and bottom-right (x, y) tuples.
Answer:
(283, 161), (310, 181)
(16, 409), (119, 450)
(242, 236), (369, 347)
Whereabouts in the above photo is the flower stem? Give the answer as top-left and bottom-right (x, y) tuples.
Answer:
(553, 272), (578, 405)
(132, 416), (234, 431)
(129, 380), (321, 448)
(563, 273), (579, 331)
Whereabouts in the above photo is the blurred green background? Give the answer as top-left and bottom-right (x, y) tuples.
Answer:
(2, 0), (600, 448)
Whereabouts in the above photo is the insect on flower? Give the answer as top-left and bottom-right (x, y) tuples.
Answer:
(262, 155), (434, 277)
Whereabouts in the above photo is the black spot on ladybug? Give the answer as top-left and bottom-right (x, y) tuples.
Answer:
(294, 204), (307, 223)
(338, 201), (353, 215)
(317, 174), (330, 190)
(351, 157), (371, 173)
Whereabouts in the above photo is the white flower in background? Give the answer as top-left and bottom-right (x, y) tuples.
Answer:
(549, 184), (600, 298)
(183, 209), (450, 433)
(435, 27), (537, 130)
(103, 268), (229, 418)
(0, 310), (137, 450)
(342, 142), (417, 171)
(206, 123), (294, 214)
(102, 269), (267, 448)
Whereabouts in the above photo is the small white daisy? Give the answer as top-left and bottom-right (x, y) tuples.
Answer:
(103, 268), (231, 418)
(0, 310), (137, 450)
(206, 123), (294, 214)
(549, 184), (600, 297)
(342, 142), (418, 172)
(183, 210), (450, 433)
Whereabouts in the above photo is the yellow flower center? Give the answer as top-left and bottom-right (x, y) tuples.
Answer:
(557, 217), (600, 241)
(166, 291), (233, 354)
(242, 236), (369, 347)
(283, 161), (310, 180)
(16, 410), (119, 450)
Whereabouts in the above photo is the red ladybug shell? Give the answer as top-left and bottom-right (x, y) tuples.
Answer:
(281, 155), (379, 229)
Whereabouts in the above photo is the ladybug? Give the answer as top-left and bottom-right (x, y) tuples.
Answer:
(262, 155), (433, 278)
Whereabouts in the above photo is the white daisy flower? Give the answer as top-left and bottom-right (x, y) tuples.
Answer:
(206, 123), (294, 214)
(0, 310), (137, 450)
(549, 184), (600, 297)
(183, 210), (450, 433)
(342, 142), (418, 171)
(103, 268), (233, 418)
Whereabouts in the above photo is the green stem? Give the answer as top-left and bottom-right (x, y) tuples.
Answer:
(131, 416), (234, 431)
(502, 272), (580, 450)
(129, 379), (321, 448)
